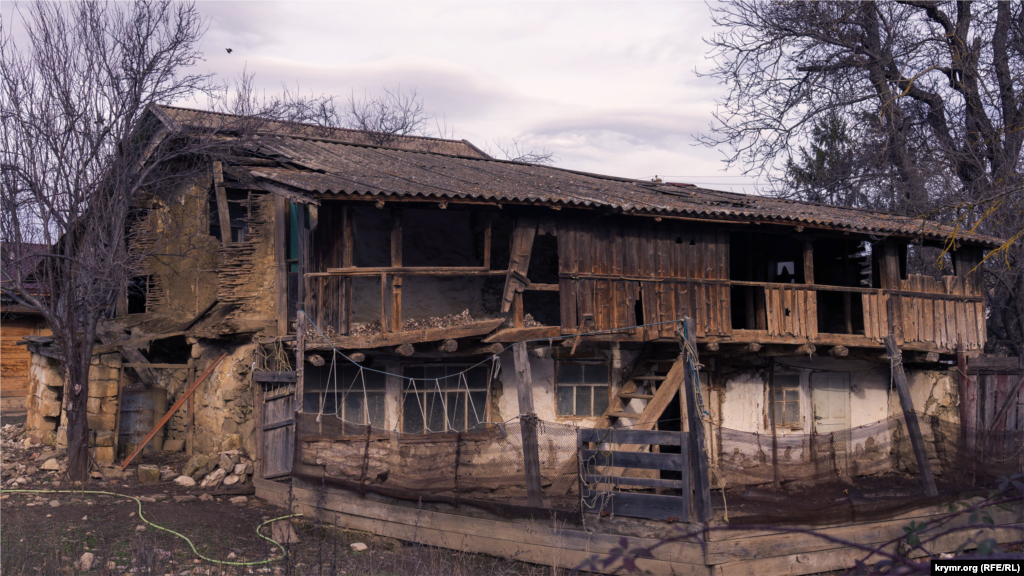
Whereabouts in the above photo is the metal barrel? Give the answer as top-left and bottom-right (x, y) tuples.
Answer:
(117, 388), (168, 458)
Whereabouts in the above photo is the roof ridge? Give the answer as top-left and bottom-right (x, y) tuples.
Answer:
(155, 104), (477, 146)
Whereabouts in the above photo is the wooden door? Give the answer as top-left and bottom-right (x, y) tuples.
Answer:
(259, 381), (296, 478)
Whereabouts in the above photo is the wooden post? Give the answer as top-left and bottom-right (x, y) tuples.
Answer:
(956, 343), (970, 445)
(884, 335), (938, 497)
(391, 210), (403, 332)
(881, 241), (904, 343)
(482, 213), (492, 270)
(296, 204), (308, 405)
(112, 365), (125, 461)
(512, 342), (543, 507)
(186, 366), (195, 457)
(274, 196), (288, 337)
(213, 161), (231, 247)
(341, 206), (354, 335)
(842, 247), (853, 334)
(767, 356), (781, 489)
(678, 367), (692, 521)
(680, 319), (712, 522)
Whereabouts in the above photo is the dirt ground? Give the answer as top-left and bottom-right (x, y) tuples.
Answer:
(0, 418), (572, 576)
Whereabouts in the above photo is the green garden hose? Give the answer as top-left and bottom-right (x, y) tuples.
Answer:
(1, 488), (301, 566)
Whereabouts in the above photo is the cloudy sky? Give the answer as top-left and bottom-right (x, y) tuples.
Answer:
(188, 1), (762, 192)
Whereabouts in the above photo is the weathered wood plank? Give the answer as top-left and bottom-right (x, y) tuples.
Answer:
(512, 342), (543, 507)
(582, 448), (683, 471)
(883, 335), (937, 497)
(583, 492), (687, 521)
(580, 427), (683, 446)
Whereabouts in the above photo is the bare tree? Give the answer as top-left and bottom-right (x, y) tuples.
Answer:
(343, 85), (432, 146)
(488, 138), (557, 165)
(700, 1), (1024, 353)
(0, 1), (214, 480)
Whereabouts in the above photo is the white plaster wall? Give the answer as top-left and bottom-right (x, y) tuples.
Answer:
(720, 371), (765, 434)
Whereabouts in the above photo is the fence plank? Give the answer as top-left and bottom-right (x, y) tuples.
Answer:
(579, 428), (683, 446)
(582, 492), (686, 521)
(581, 449), (683, 471)
(583, 474), (685, 489)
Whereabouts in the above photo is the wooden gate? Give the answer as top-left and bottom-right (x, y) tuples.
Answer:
(962, 355), (1024, 458)
(255, 371), (297, 478)
(578, 428), (689, 521)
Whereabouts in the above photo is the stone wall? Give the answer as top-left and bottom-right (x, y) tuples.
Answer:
(187, 342), (257, 456)
(24, 352), (122, 465)
(24, 353), (63, 442)
(23, 344), (259, 465)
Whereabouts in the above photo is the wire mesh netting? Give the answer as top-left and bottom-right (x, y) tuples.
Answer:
(294, 412), (580, 517)
(708, 412), (1024, 523)
(293, 410), (1022, 523)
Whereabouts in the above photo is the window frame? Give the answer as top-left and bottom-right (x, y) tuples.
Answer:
(555, 360), (610, 418)
(769, 373), (803, 430)
(401, 364), (491, 434)
(302, 362), (386, 428)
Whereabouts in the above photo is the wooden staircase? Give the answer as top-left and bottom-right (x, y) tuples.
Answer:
(604, 356), (684, 428)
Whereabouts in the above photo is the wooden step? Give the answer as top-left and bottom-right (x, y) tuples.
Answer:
(606, 411), (643, 419)
(618, 393), (654, 400)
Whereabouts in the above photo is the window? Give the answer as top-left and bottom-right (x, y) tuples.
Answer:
(303, 363), (386, 427)
(127, 276), (152, 314)
(556, 362), (609, 417)
(771, 374), (801, 427)
(402, 365), (489, 433)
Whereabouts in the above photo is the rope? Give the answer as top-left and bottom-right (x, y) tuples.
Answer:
(0, 489), (301, 566)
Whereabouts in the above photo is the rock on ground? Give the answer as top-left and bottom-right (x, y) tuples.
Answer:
(350, 542), (368, 552)
(137, 464), (160, 484)
(174, 475), (196, 487)
(182, 454), (208, 477)
(76, 552), (94, 571)
(40, 458), (59, 471)
(228, 496), (247, 505)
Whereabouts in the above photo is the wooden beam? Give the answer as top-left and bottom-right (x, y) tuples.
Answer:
(311, 318), (504, 350)
(347, 352), (366, 363)
(501, 218), (537, 313)
(482, 212), (492, 270)
(512, 342), (543, 507)
(828, 346), (849, 358)
(483, 326), (561, 343)
(681, 318), (712, 522)
(342, 205), (353, 335)
(275, 195), (289, 337)
(92, 331), (187, 355)
(906, 351), (940, 363)
(803, 240), (814, 285)
(120, 353), (227, 470)
(391, 209), (402, 333)
(395, 343), (415, 356)
(213, 161), (232, 247)
(253, 370), (297, 383)
(883, 335), (938, 497)
(438, 339), (458, 353)
(316, 266), (503, 277)
(468, 343), (505, 356)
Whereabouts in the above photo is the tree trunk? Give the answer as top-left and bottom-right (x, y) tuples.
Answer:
(64, 355), (91, 482)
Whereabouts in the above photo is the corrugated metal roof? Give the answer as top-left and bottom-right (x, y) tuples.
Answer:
(153, 106), (999, 247)
(223, 133), (999, 247)
(155, 105), (491, 159)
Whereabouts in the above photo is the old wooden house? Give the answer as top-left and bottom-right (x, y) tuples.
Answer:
(21, 105), (1022, 575)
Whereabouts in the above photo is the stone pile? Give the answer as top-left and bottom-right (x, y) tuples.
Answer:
(177, 449), (255, 489)
(0, 423), (65, 488)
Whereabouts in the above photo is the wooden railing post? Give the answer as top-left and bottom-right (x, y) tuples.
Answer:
(513, 342), (544, 507)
